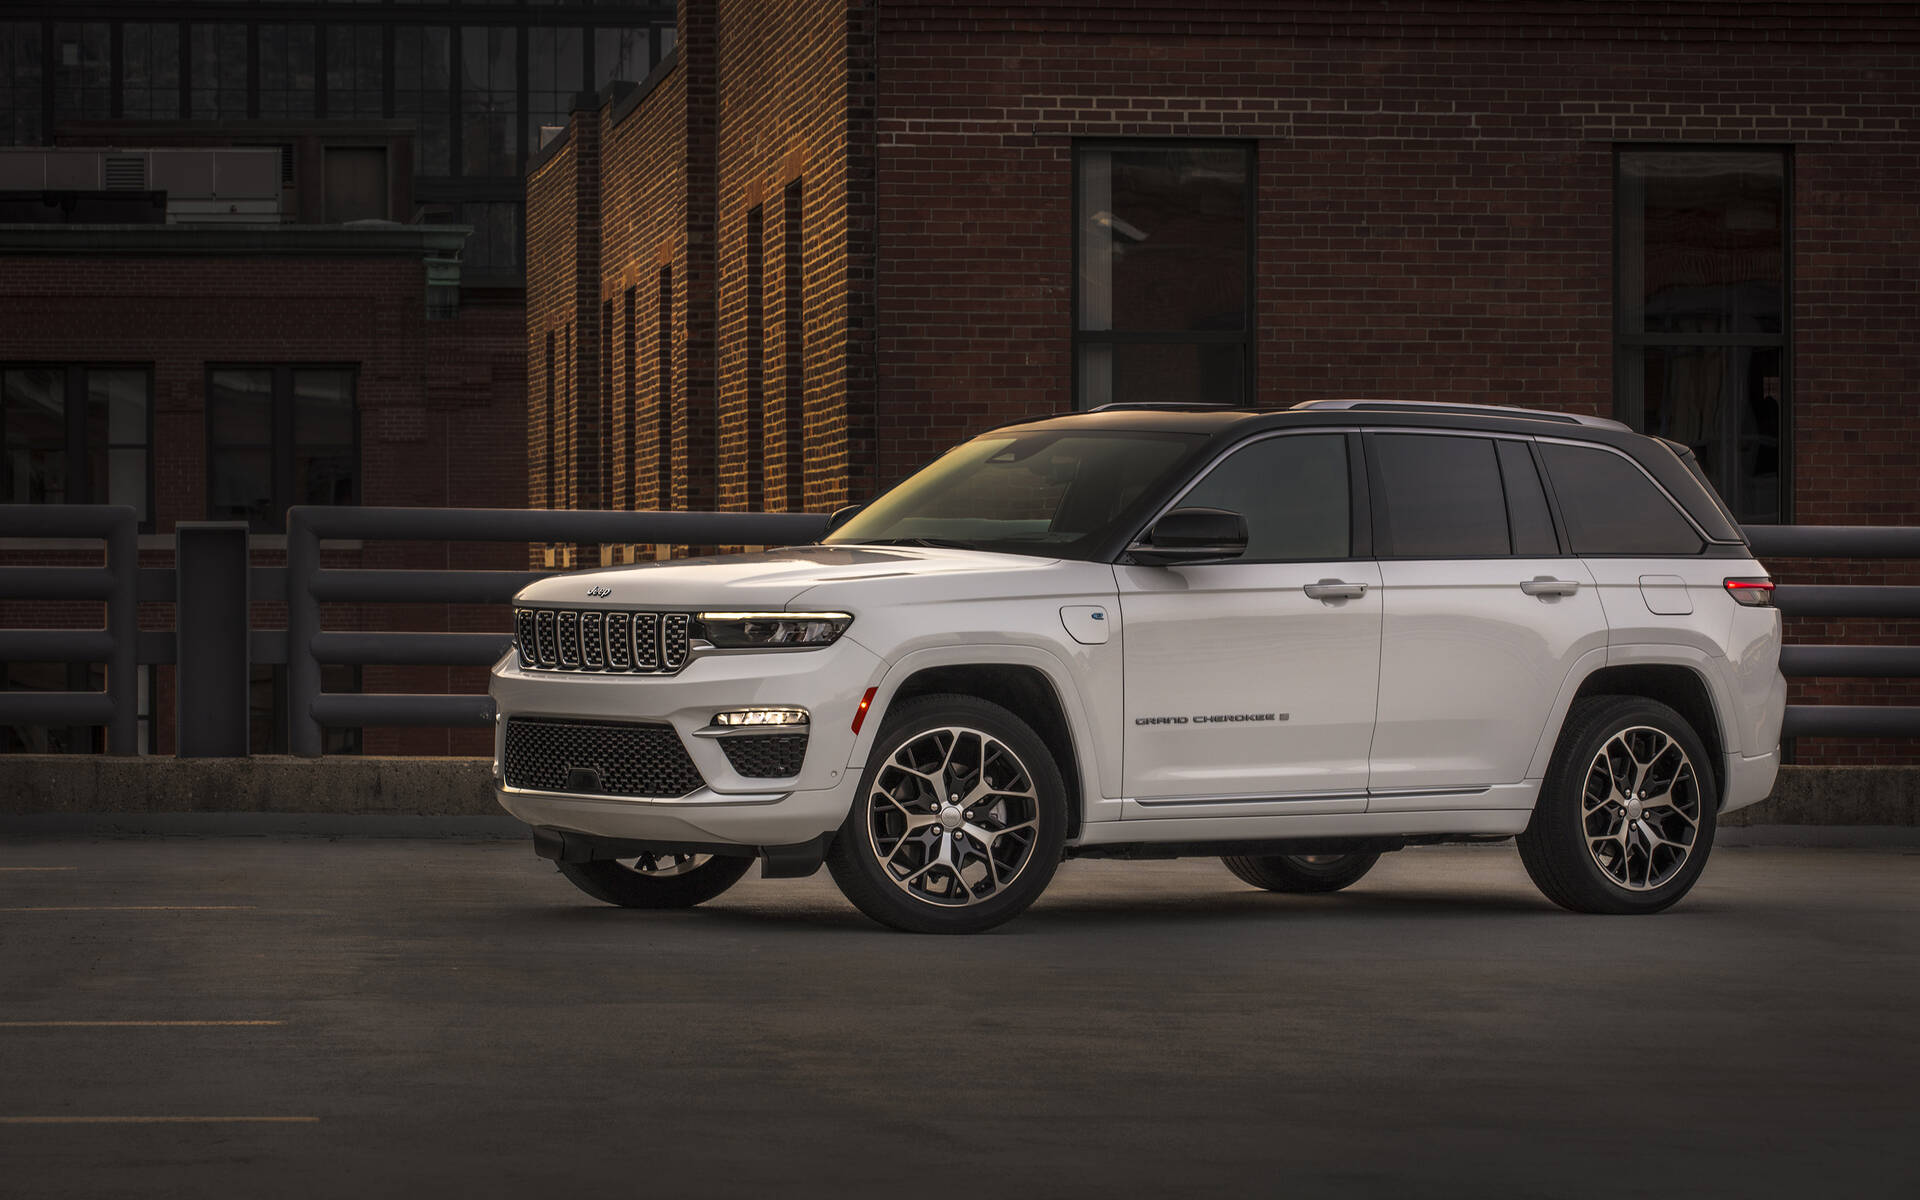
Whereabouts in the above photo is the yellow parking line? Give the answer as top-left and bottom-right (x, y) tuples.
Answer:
(0, 1116), (317, 1125)
(0, 1021), (286, 1028)
(0, 906), (256, 912)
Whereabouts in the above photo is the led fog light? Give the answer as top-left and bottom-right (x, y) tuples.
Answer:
(712, 707), (811, 728)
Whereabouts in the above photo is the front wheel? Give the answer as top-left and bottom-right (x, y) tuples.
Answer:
(1222, 851), (1382, 893)
(556, 851), (754, 909)
(1517, 695), (1717, 915)
(826, 694), (1068, 934)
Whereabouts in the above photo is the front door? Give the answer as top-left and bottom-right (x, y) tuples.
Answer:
(1118, 432), (1380, 815)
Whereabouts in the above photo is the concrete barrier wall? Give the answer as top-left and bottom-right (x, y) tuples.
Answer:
(0, 756), (1911, 825)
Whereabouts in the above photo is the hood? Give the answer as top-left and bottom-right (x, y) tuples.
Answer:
(512, 544), (1060, 610)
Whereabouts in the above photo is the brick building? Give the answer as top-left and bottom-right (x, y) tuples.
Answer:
(529, 0), (1920, 764)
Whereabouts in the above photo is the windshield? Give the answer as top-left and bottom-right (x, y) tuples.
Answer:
(824, 429), (1204, 559)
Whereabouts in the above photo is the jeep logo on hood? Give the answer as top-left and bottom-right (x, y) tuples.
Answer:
(586, 585), (612, 599)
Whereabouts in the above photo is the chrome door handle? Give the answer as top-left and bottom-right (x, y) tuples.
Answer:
(1304, 579), (1368, 601)
(1520, 577), (1580, 597)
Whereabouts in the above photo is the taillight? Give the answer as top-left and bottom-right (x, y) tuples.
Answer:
(1724, 577), (1775, 607)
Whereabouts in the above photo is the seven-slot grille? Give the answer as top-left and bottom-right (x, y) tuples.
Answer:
(515, 608), (690, 673)
(502, 717), (704, 798)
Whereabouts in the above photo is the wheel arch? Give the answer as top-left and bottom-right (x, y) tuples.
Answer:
(866, 659), (1088, 841)
(1564, 663), (1729, 805)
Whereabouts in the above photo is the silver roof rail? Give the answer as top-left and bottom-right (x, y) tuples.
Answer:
(1291, 398), (1631, 433)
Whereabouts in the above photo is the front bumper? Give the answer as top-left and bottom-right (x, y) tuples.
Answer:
(488, 636), (882, 848)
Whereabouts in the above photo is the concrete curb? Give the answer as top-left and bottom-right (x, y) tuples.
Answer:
(0, 757), (1915, 826)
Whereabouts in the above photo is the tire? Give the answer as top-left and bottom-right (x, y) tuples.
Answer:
(1222, 851), (1382, 893)
(826, 694), (1068, 934)
(1517, 695), (1718, 915)
(556, 850), (754, 909)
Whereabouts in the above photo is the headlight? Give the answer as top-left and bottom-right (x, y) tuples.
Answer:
(694, 612), (852, 649)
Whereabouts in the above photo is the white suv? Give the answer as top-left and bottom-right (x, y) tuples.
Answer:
(490, 400), (1785, 933)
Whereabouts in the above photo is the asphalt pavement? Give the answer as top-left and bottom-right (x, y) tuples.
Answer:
(0, 836), (1914, 1198)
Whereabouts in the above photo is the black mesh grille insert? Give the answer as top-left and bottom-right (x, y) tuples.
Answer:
(719, 733), (809, 779)
(513, 608), (686, 674)
(502, 718), (705, 798)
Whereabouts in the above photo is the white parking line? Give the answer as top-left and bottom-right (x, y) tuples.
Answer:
(0, 906), (257, 912)
(0, 1021), (286, 1028)
(0, 1116), (317, 1125)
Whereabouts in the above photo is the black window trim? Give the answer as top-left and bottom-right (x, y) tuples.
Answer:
(1069, 137), (1258, 412)
(204, 362), (361, 534)
(0, 360), (155, 532)
(1611, 141), (1793, 524)
(1123, 427), (1369, 566)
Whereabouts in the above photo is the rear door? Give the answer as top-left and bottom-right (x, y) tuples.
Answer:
(1364, 432), (1608, 805)
(1118, 432), (1380, 816)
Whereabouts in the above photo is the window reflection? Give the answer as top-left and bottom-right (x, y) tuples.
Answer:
(123, 24), (180, 120)
(528, 26), (583, 147)
(326, 25), (384, 119)
(190, 24), (248, 119)
(258, 24), (316, 119)
(395, 26), (453, 174)
(461, 25), (518, 175)
(52, 23), (110, 121)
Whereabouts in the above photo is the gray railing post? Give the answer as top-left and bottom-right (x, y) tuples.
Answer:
(104, 505), (138, 756)
(287, 510), (324, 757)
(174, 523), (251, 757)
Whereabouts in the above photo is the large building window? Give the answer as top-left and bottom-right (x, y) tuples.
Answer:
(207, 366), (358, 533)
(0, 23), (41, 144)
(395, 26), (453, 174)
(51, 23), (110, 121)
(123, 23), (181, 120)
(1615, 148), (1789, 524)
(528, 26), (584, 148)
(1074, 143), (1253, 409)
(460, 25), (518, 175)
(258, 23), (317, 120)
(325, 25), (385, 120)
(189, 23), (248, 120)
(0, 365), (152, 528)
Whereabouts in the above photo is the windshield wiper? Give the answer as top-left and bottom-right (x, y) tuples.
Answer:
(852, 537), (980, 550)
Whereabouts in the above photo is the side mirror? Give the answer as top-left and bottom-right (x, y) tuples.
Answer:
(825, 503), (863, 535)
(1127, 507), (1249, 566)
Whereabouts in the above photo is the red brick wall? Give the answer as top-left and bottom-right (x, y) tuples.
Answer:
(0, 254), (527, 756)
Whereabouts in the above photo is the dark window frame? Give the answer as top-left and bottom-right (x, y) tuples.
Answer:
(204, 363), (361, 534)
(1534, 437), (1712, 558)
(0, 361), (155, 532)
(1140, 430), (1370, 566)
(1070, 138), (1258, 411)
(1612, 142), (1793, 524)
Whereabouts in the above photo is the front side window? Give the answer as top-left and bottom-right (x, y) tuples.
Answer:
(0, 365), (151, 527)
(1179, 434), (1349, 561)
(1615, 148), (1788, 523)
(826, 430), (1204, 559)
(1075, 143), (1252, 409)
(208, 366), (359, 533)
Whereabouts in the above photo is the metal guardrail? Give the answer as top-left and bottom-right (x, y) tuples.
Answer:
(1, 510), (1915, 755)
(1745, 525), (1920, 740)
(0, 504), (137, 752)
(284, 506), (830, 756)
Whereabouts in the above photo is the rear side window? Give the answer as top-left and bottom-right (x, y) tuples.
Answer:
(1539, 443), (1705, 556)
(1180, 433), (1349, 560)
(1496, 440), (1560, 556)
(1370, 434), (1510, 557)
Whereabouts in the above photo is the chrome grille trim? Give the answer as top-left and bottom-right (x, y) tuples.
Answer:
(512, 607), (694, 675)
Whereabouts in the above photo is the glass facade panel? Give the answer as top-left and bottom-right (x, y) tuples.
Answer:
(1077, 145), (1249, 333)
(0, 23), (42, 144)
(395, 26), (453, 174)
(528, 26), (583, 147)
(86, 369), (150, 525)
(594, 27), (651, 89)
(190, 23), (249, 119)
(1615, 149), (1789, 523)
(123, 23), (181, 120)
(258, 23), (317, 119)
(326, 25), (385, 119)
(52, 23), (110, 121)
(457, 202), (523, 276)
(460, 25), (518, 175)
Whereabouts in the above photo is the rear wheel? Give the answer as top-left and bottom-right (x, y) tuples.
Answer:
(1517, 695), (1716, 915)
(556, 851), (754, 909)
(1222, 851), (1381, 893)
